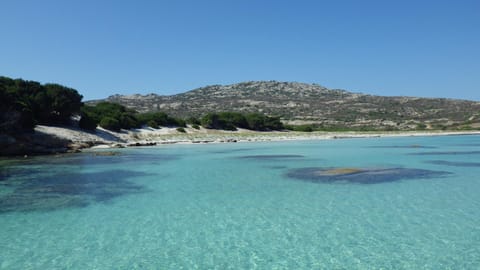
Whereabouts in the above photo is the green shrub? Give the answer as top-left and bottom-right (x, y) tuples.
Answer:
(191, 124), (200, 129)
(136, 112), (185, 127)
(79, 112), (98, 131)
(200, 112), (283, 131)
(147, 120), (158, 128)
(175, 118), (187, 127)
(244, 113), (283, 131)
(295, 125), (314, 132)
(416, 123), (427, 130)
(82, 102), (140, 130)
(285, 124), (315, 132)
(186, 117), (201, 125)
(100, 117), (121, 131)
(0, 76), (83, 132)
(176, 127), (186, 133)
(201, 113), (219, 129)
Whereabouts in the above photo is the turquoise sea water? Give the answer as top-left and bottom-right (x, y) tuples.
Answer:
(1, 135), (480, 269)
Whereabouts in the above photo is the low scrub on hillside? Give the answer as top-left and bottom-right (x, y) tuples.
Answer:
(201, 112), (284, 131)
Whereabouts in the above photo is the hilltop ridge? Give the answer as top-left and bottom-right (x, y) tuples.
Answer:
(89, 81), (480, 130)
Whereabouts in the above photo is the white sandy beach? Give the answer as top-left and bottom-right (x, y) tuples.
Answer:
(34, 125), (480, 150)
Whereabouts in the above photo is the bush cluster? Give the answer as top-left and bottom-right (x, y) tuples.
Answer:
(0, 76), (83, 133)
(80, 102), (140, 131)
(200, 112), (283, 131)
(80, 103), (187, 131)
(136, 112), (186, 128)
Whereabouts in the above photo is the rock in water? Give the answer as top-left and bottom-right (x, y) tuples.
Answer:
(285, 167), (451, 184)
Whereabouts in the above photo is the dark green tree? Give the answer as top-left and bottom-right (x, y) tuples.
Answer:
(0, 76), (83, 132)
(99, 117), (121, 131)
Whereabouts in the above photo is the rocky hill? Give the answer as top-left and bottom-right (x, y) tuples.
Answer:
(88, 81), (480, 130)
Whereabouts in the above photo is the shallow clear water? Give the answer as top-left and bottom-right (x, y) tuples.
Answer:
(1, 135), (480, 269)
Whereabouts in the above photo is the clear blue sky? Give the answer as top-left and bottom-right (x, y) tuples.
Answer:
(1, 0), (479, 101)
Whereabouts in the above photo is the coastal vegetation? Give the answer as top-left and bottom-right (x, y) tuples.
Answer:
(80, 102), (139, 131)
(0, 76), (82, 134)
(136, 111), (186, 128)
(79, 102), (186, 132)
(200, 112), (284, 131)
(176, 127), (186, 133)
(0, 76), (283, 135)
(81, 106), (284, 132)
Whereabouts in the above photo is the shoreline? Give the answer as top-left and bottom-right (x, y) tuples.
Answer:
(41, 125), (480, 149)
(2, 125), (480, 157)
